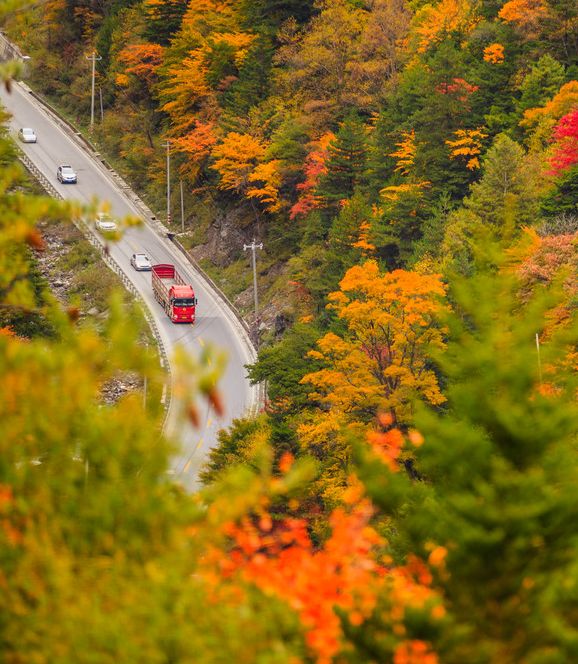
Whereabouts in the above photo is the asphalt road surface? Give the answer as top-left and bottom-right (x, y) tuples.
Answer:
(0, 80), (258, 490)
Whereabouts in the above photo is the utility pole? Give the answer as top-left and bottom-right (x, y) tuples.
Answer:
(180, 179), (185, 233)
(536, 332), (543, 386)
(86, 51), (102, 129)
(162, 140), (171, 224)
(243, 239), (263, 347)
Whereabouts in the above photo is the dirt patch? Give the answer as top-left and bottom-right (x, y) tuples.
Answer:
(35, 220), (143, 403)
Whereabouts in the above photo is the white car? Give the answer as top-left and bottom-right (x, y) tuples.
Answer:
(18, 127), (37, 143)
(95, 212), (117, 233)
(130, 253), (152, 271)
(57, 165), (77, 184)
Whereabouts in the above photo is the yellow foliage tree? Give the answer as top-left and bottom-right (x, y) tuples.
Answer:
(247, 160), (282, 213)
(211, 132), (266, 192)
(159, 49), (213, 134)
(301, 260), (448, 431)
(445, 127), (487, 170)
(390, 129), (416, 175)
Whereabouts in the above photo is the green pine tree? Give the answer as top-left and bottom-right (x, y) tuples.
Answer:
(317, 113), (368, 207)
(517, 54), (566, 116)
(239, 0), (314, 29)
(143, 0), (188, 46)
(541, 164), (578, 217)
(222, 37), (275, 118)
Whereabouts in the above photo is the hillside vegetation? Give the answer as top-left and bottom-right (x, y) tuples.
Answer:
(1, 0), (578, 661)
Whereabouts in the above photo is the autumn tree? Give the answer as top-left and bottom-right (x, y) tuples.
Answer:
(290, 132), (334, 220)
(171, 120), (218, 183)
(446, 127), (487, 170)
(498, 0), (551, 40)
(302, 261), (447, 430)
(548, 108), (578, 176)
(114, 42), (164, 101)
(158, 48), (214, 134)
(247, 159), (282, 213)
(210, 131), (266, 193)
(275, 0), (365, 116)
(520, 81), (578, 150)
(355, 241), (578, 662)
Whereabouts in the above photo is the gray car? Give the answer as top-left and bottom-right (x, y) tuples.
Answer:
(57, 165), (77, 184)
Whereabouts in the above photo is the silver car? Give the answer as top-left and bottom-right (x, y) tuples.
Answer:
(130, 253), (152, 271)
(18, 127), (37, 143)
(57, 165), (77, 184)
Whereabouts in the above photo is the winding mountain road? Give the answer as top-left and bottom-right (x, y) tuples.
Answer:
(0, 80), (258, 489)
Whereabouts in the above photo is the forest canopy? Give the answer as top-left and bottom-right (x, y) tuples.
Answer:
(1, 0), (578, 660)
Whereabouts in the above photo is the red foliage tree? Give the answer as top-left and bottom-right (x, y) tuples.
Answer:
(548, 109), (578, 176)
(290, 133), (334, 219)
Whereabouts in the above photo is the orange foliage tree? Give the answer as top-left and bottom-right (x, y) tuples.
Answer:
(199, 447), (443, 664)
(483, 42), (505, 64)
(116, 43), (164, 86)
(172, 120), (218, 182)
(499, 0), (550, 39)
(159, 49), (213, 134)
(413, 0), (480, 53)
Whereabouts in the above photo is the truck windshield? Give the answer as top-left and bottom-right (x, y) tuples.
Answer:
(173, 298), (195, 307)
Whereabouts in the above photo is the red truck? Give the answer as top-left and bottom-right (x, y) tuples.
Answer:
(151, 264), (197, 323)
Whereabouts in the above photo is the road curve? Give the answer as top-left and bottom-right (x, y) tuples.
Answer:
(0, 80), (258, 490)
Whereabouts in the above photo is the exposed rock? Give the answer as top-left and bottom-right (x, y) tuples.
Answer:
(189, 205), (253, 267)
(274, 312), (290, 337)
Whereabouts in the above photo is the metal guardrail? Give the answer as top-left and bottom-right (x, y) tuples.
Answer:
(17, 150), (173, 417)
